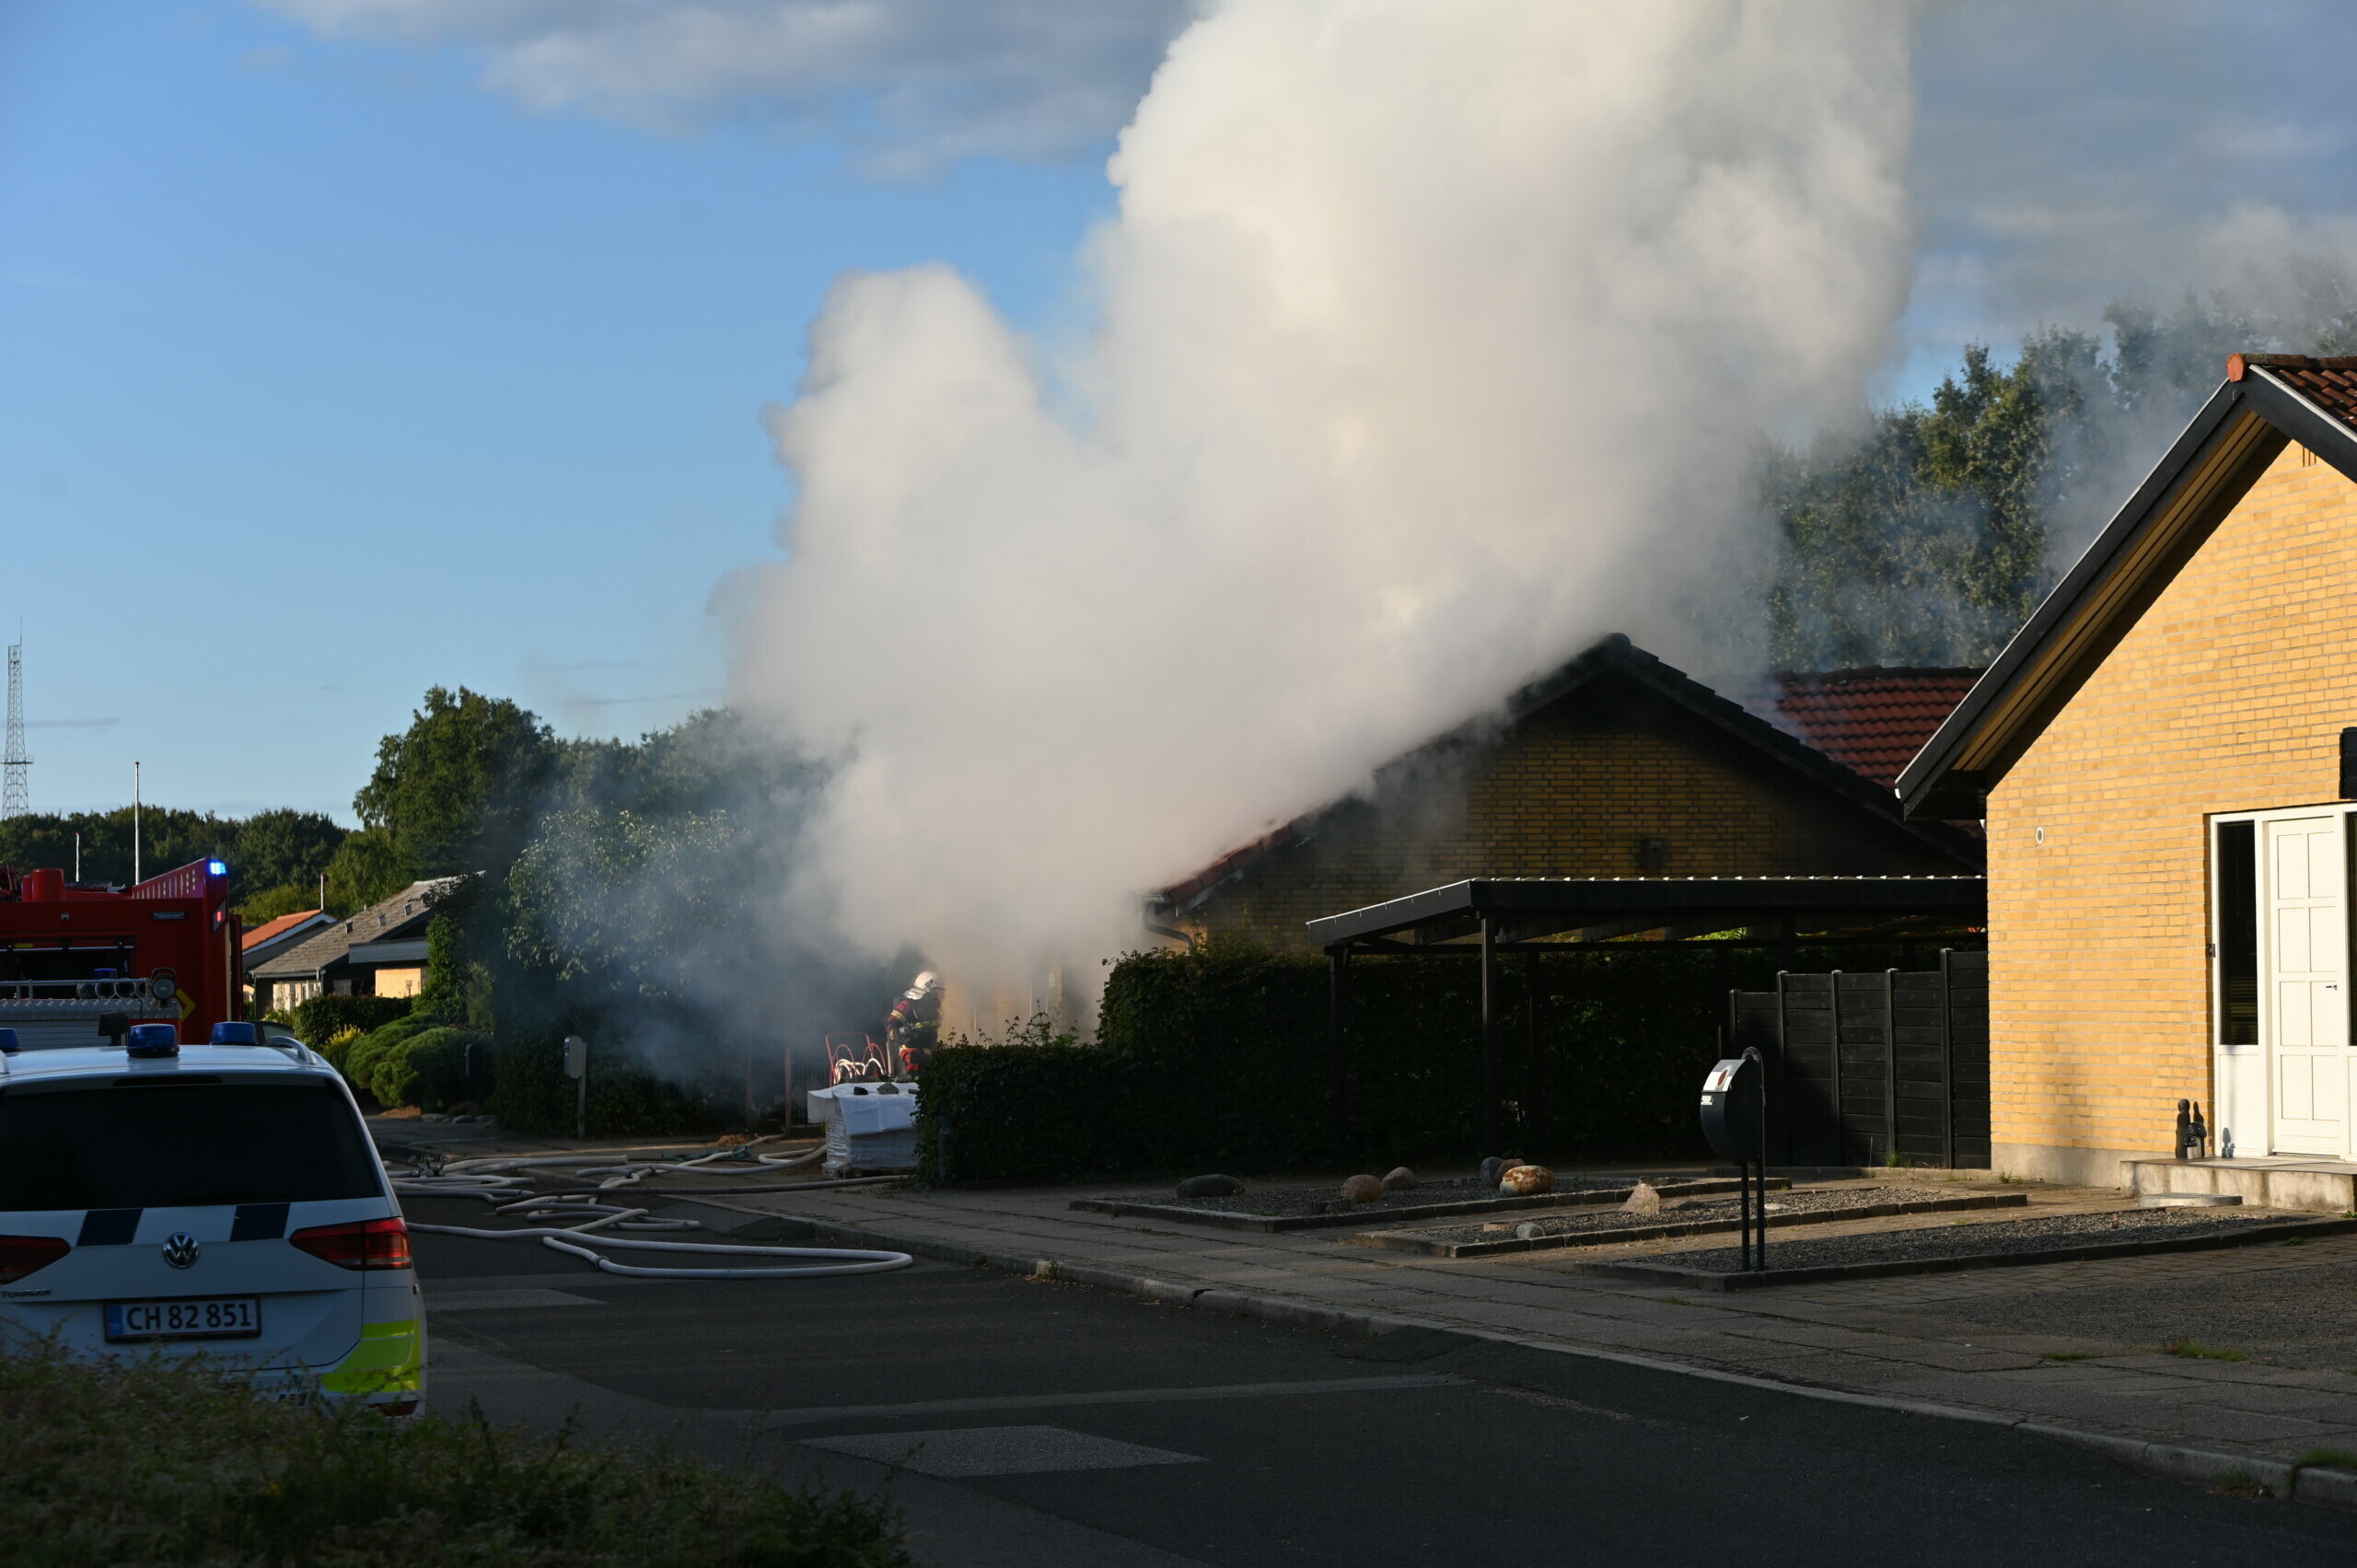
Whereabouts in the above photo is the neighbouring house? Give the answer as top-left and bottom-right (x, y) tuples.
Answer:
(1155, 633), (1986, 952)
(1899, 353), (2357, 1199)
(240, 908), (335, 976)
(250, 880), (451, 1014)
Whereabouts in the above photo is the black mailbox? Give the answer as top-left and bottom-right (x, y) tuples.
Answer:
(1699, 1053), (1763, 1163)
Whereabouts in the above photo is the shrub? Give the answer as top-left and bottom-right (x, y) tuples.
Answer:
(0, 1341), (912, 1567)
(338, 1012), (440, 1087)
(289, 993), (412, 1052)
(366, 1026), (491, 1111)
(919, 938), (1955, 1184)
(490, 1031), (721, 1137)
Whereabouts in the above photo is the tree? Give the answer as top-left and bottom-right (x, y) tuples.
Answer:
(1766, 268), (2357, 670)
(323, 828), (413, 913)
(354, 687), (556, 877)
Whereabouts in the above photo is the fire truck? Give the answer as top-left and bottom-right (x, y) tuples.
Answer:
(0, 859), (243, 1051)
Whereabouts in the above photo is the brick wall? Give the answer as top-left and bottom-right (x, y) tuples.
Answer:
(1989, 441), (2355, 1165)
(1186, 674), (1968, 949)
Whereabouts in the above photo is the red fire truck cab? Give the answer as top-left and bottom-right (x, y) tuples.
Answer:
(0, 860), (243, 1050)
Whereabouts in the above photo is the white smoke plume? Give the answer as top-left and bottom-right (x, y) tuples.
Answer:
(724, 0), (1919, 993)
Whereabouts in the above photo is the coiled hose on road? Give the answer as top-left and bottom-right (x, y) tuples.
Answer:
(385, 1137), (912, 1281)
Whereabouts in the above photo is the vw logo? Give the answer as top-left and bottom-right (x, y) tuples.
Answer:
(161, 1233), (201, 1271)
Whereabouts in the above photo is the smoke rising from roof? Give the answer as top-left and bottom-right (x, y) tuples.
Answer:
(722, 0), (1920, 991)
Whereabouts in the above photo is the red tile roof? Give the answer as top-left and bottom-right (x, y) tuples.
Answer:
(2230, 353), (2357, 424)
(1736, 668), (1982, 790)
(242, 909), (326, 950)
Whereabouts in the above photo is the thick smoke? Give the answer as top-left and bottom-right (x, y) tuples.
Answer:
(724, 0), (1920, 994)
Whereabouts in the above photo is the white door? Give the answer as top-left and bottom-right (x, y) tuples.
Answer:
(2266, 814), (2351, 1156)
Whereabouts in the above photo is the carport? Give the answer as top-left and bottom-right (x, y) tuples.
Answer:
(1305, 876), (1987, 1157)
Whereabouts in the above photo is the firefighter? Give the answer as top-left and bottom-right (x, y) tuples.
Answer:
(886, 970), (943, 1077)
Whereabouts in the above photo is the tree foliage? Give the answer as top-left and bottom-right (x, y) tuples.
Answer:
(354, 686), (557, 877)
(1768, 278), (2357, 669)
(0, 807), (347, 923)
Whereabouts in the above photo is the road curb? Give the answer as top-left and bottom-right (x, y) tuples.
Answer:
(735, 1204), (2357, 1515)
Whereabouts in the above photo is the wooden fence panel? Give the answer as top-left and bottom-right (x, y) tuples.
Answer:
(1725, 952), (1990, 1170)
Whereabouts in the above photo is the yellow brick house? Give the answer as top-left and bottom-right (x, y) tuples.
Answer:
(1900, 354), (2357, 1204)
(1162, 633), (1984, 950)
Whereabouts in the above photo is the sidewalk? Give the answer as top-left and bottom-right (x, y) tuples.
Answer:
(704, 1171), (2357, 1502)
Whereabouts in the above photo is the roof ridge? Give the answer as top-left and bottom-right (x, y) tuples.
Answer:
(2230, 353), (2357, 378)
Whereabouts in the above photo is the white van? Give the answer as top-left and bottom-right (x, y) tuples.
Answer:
(0, 1024), (424, 1414)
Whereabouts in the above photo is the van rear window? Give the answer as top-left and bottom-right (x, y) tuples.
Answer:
(0, 1081), (383, 1211)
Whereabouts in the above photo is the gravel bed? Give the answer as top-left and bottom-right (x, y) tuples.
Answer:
(1154, 1173), (1678, 1219)
(1408, 1183), (1958, 1245)
(1660, 1205), (2293, 1274)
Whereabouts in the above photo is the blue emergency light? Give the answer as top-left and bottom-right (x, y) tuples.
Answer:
(210, 1021), (259, 1045)
(0, 1029), (17, 1054)
(208, 860), (226, 877)
(125, 1024), (180, 1058)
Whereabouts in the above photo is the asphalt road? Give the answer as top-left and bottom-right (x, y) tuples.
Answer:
(407, 1195), (2356, 1568)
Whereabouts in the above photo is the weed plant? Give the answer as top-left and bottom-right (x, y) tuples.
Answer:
(0, 1343), (910, 1567)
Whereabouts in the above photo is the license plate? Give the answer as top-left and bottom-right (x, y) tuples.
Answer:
(105, 1296), (262, 1342)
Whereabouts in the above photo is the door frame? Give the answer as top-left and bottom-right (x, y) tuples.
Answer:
(2211, 803), (2357, 1161)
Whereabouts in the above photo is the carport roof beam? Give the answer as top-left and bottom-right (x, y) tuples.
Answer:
(1305, 876), (1986, 950)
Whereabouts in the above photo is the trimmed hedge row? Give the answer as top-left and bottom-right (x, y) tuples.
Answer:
(489, 1031), (722, 1137)
(917, 939), (1959, 1184)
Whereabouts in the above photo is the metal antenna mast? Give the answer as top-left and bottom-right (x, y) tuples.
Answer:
(2, 637), (28, 821)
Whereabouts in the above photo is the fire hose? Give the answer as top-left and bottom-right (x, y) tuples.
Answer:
(383, 1140), (912, 1280)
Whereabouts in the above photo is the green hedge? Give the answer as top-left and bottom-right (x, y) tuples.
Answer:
(918, 939), (1957, 1184)
(490, 1031), (722, 1137)
(338, 1012), (437, 1083)
(289, 993), (412, 1054)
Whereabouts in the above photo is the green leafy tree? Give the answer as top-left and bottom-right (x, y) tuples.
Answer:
(322, 828), (413, 912)
(354, 687), (556, 876)
(1768, 269), (2357, 669)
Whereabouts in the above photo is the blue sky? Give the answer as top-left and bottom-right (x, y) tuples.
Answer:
(6, 1), (2355, 822)
(1, 1), (1121, 820)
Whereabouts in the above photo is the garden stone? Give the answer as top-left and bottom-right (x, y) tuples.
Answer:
(1382, 1167), (1419, 1191)
(1479, 1156), (1509, 1187)
(1500, 1164), (1554, 1196)
(1515, 1222), (1543, 1239)
(1176, 1174), (1244, 1200)
(1622, 1180), (1663, 1215)
(1341, 1173), (1386, 1204)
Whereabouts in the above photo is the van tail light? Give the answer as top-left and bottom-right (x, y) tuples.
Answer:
(0, 1235), (70, 1284)
(287, 1217), (412, 1272)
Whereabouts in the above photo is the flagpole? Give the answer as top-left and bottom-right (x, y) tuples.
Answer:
(133, 761), (141, 885)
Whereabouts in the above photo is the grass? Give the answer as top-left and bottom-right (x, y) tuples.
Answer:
(2163, 1338), (2248, 1362)
(2281, 1234), (2310, 1247)
(0, 1342), (911, 1567)
(2292, 1447), (2357, 1475)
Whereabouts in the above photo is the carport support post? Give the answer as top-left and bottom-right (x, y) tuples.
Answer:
(1329, 945), (1352, 1156)
(1524, 949), (1545, 1160)
(1480, 916), (1501, 1156)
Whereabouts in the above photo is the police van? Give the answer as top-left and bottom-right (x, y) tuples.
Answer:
(0, 1021), (424, 1414)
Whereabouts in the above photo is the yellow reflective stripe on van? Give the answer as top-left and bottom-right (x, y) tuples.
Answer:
(321, 1318), (422, 1396)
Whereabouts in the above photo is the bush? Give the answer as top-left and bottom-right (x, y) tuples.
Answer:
(366, 1026), (491, 1111)
(918, 938), (1958, 1184)
(289, 993), (412, 1053)
(490, 1031), (721, 1137)
(0, 1341), (911, 1566)
(338, 1012), (440, 1086)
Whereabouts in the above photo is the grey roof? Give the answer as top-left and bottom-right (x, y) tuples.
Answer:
(238, 911), (337, 970)
(250, 878), (455, 980)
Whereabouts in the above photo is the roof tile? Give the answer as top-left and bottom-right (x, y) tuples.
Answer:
(1731, 668), (1984, 790)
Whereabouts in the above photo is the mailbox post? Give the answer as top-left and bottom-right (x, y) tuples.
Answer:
(563, 1034), (588, 1141)
(1700, 1048), (1769, 1272)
